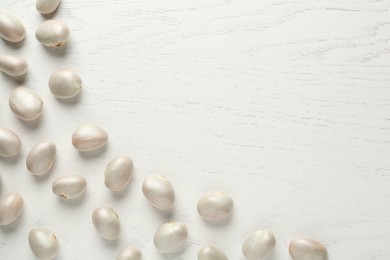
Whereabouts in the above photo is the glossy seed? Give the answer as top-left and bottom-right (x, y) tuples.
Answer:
(0, 54), (28, 76)
(105, 156), (133, 192)
(116, 244), (142, 260)
(52, 175), (86, 199)
(49, 69), (82, 98)
(0, 126), (21, 158)
(197, 191), (233, 221)
(36, 0), (61, 15)
(153, 221), (188, 253)
(289, 236), (328, 260)
(35, 20), (69, 47)
(0, 192), (24, 226)
(28, 228), (59, 259)
(26, 141), (56, 176)
(198, 245), (228, 260)
(72, 124), (108, 152)
(92, 206), (120, 240)
(242, 229), (276, 260)
(9, 87), (43, 121)
(0, 10), (25, 43)
(142, 175), (175, 210)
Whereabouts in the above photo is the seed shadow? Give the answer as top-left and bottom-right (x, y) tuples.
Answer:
(110, 187), (130, 199)
(0, 152), (22, 165)
(102, 238), (120, 248)
(0, 211), (25, 233)
(41, 42), (69, 58)
(78, 144), (108, 159)
(2, 38), (26, 49)
(266, 252), (278, 260)
(55, 93), (82, 106)
(17, 114), (43, 130)
(30, 173), (51, 183)
(150, 207), (177, 224)
(1, 72), (28, 84)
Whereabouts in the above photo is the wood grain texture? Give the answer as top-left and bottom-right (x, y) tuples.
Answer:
(1, 0), (390, 259)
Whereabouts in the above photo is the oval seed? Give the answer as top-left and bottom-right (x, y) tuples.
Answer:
(142, 175), (175, 210)
(153, 221), (188, 253)
(0, 126), (21, 158)
(197, 191), (233, 221)
(36, 0), (61, 15)
(198, 245), (228, 260)
(49, 69), (82, 98)
(26, 141), (56, 176)
(9, 87), (43, 121)
(0, 192), (24, 226)
(52, 175), (86, 199)
(28, 228), (59, 259)
(72, 124), (108, 152)
(0, 10), (25, 43)
(289, 236), (328, 260)
(0, 54), (28, 77)
(35, 20), (69, 47)
(105, 156), (133, 192)
(92, 206), (120, 240)
(116, 244), (142, 260)
(242, 229), (276, 260)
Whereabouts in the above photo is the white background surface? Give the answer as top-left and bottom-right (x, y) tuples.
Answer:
(1, 0), (390, 259)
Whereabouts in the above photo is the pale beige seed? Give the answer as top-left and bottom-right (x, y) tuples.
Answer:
(198, 245), (228, 260)
(0, 126), (21, 158)
(92, 206), (120, 240)
(52, 175), (86, 199)
(0, 10), (25, 43)
(289, 236), (328, 260)
(116, 244), (142, 260)
(36, 0), (61, 15)
(242, 229), (276, 260)
(105, 156), (133, 192)
(28, 228), (59, 259)
(0, 54), (28, 77)
(197, 191), (233, 221)
(9, 87), (43, 121)
(153, 221), (188, 253)
(72, 125), (108, 152)
(0, 192), (24, 226)
(26, 141), (56, 176)
(35, 20), (69, 47)
(142, 175), (175, 210)
(49, 69), (82, 98)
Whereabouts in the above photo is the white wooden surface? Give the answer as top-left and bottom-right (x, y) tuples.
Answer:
(1, 0), (390, 259)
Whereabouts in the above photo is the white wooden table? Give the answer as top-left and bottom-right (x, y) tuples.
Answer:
(1, 0), (390, 259)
